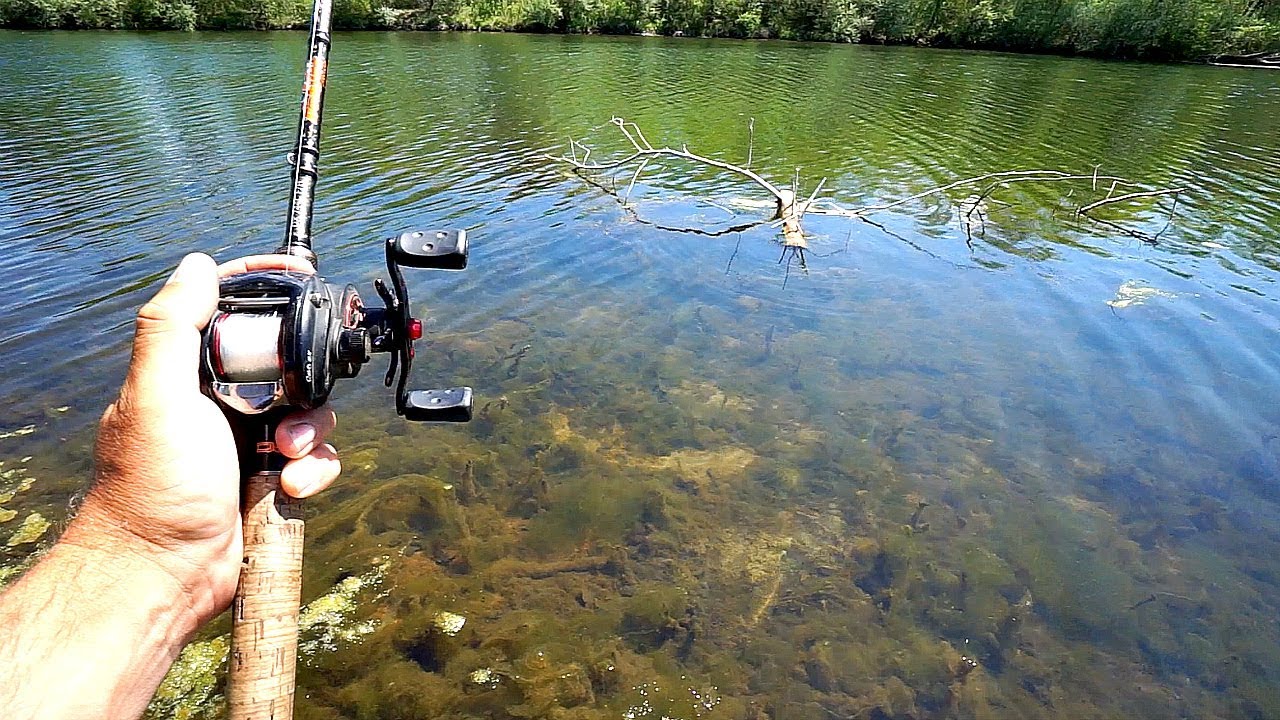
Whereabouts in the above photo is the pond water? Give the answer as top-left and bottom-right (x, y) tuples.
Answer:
(2, 30), (1280, 720)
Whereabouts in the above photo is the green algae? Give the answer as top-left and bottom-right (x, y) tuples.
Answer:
(144, 637), (228, 720)
(144, 559), (396, 720)
(298, 557), (390, 656)
(6, 512), (49, 547)
(0, 425), (36, 440)
(0, 557), (31, 588)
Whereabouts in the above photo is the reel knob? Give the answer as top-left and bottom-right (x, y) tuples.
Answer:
(336, 327), (370, 365)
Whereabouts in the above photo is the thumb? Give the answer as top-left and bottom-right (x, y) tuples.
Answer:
(125, 253), (219, 401)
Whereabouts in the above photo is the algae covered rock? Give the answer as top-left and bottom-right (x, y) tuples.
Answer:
(619, 583), (692, 652)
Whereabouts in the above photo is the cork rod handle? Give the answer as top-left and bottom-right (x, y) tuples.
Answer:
(228, 422), (305, 720)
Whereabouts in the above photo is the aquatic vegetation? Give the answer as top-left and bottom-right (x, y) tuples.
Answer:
(145, 559), (396, 719)
(0, 558), (31, 588)
(0, 289), (1216, 719)
(283, 292), (1272, 718)
(0, 425), (36, 440)
(0, 462), (36, 505)
(298, 558), (390, 656)
(6, 512), (49, 547)
(145, 637), (228, 720)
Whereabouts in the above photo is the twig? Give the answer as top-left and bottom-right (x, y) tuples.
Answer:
(1153, 194), (1180, 243)
(725, 234), (742, 274)
(1128, 591), (1198, 611)
(1077, 188), (1184, 216)
(813, 171), (1145, 217)
(803, 177), (828, 210)
(623, 157), (651, 204)
(576, 171), (768, 237)
(701, 198), (737, 217)
(548, 117), (784, 200)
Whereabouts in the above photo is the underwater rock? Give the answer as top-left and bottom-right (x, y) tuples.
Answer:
(434, 610), (467, 636)
(710, 529), (792, 627)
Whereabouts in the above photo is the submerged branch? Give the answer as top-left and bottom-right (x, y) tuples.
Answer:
(548, 117), (784, 201)
(1076, 188), (1185, 216)
(548, 118), (1185, 258)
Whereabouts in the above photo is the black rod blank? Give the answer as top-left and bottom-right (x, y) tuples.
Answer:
(278, 0), (333, 269)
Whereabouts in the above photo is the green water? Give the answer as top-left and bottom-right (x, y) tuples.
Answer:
(2, 31), (1280, 719)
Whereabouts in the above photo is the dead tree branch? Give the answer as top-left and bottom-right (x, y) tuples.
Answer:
(547, 117), (813, 263)
(1076, 188), (1185, 216)
(547, 118), (1185, 259)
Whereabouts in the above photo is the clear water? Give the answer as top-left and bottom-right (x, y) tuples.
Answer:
(2, 30), (1280, 719)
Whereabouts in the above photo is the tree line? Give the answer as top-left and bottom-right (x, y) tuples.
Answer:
(1, 0), (1276, 61)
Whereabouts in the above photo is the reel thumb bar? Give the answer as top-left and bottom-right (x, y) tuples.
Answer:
(229, 0), (331, 716)
(277, 0), (333, 269)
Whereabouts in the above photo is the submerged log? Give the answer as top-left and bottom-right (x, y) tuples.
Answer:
(1210, 51), (1280, 69)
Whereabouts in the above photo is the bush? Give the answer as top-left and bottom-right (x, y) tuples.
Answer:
(504, 0), (559, 31)
(594, 0), (645, 33)
(333, 0), (375, 26)
(0, 0), (1275, 61)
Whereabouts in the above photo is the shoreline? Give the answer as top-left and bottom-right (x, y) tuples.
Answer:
(2, 26), (1277, 67)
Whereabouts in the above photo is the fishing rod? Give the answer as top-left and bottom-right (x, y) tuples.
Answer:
(198, 1), (473, 716)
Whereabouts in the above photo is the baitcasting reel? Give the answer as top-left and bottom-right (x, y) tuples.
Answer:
(201, 229), (472, 423)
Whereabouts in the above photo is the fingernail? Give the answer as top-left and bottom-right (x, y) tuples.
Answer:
(287, 423), (316, 449)
(166, 254), (204, 285)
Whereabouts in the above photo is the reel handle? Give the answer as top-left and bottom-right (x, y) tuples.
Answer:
(228, 416), (304, 720)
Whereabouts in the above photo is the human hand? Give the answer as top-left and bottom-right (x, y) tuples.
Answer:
(65, 253), (342, 632)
